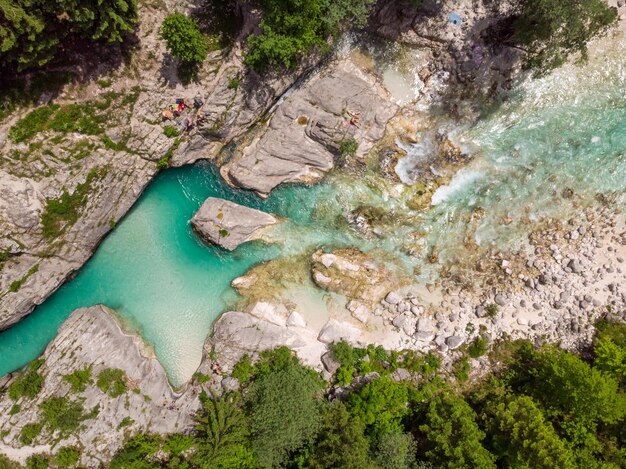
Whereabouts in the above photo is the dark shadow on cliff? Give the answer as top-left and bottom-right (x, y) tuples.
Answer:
(370, 0), (525, 121)
(0, 32), (139, 119)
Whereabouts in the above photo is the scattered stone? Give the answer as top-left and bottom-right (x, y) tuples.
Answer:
(446, 336), (464, 349)
(321, 352), (340, 374)
(414, 331), (435, 341)
(417, 318), (433, 332)
(318, 320), (362, 344)
(221, 377), (240, 392)
(494, 294), (507, 306)
(385, 291), (403, 305)
(352, 304), (370, 324)
(568, 259), (582, 274)
(391, 368), (412, 382)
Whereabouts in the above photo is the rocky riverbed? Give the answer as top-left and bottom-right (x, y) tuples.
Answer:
(1, 0), (625, 465)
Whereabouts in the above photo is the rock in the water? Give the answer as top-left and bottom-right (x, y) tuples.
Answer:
(191, 197), (278, 251)
(311, 248), (403, 303)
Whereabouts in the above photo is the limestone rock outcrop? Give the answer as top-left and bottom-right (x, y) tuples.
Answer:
(191, 197), (279, 251)
(0, 306), (199, 467)
(223, 60), (397, 196)
(210, 302), (326, 370)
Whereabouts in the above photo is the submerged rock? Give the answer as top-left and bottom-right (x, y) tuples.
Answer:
(191, 197), (278, 251)
(311, 248), (404, 304)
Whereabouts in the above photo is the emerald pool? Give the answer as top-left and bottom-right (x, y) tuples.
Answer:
(0, 164), (334, 386)
(0, 35), (624, 387)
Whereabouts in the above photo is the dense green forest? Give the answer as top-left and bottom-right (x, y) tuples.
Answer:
(0, 0), (138, 71)
(1, 0), (615, 75)
(9, 320), (615, 469)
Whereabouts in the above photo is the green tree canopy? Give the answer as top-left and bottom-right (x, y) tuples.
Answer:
(45, 0), (138, 42)
(245, 0), (375, 71)
(594, 321), (626, 389)
(305, 400), (376, 469)
(0, 0), (137, 71)
(246, 350), (324, 468)
(514, 0), (617, 75)
(418, 393), (496, 469)
(521, 345), (626, 427)
(484, 395), (576, 468)
(346, 376), (410, 437)
(192, 391), (255, 469)
(160, 12), (208, 64)
(374, 431), (417, 469)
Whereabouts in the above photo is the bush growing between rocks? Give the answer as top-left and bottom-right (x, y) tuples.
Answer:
(339, 138), (358, 158)
(19, 422), (43, 445)
(25, 454), (49, 469)
(232, 354), (254, 385)
(485, 303), (498, 317)
(63, 367), (92, 392)
(468, 337), (489, 358)
(54, 446), (80, 468)
(39, 397), (86, 437)
(0, 454), (21, 469)
(163, 126), (180, 138)
(8, 359), (45, 400)
(96, 368), (128, 397)
(161, 13), (209, 64)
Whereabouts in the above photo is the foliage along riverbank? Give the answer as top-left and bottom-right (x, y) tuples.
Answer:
(3, 320), (619, 468)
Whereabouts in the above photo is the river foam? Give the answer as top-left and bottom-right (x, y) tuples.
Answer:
(1, 34), (624, 386)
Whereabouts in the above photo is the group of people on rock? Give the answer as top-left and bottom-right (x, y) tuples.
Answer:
(161, 94), (212, 132)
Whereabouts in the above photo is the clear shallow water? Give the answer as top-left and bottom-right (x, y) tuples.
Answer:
(0, 165), (337, 386)
(421, 38), (626, 260)
(1, 36), (625, 386)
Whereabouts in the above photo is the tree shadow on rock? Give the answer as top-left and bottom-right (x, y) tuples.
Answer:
(0, 31), (139, 119)
(190, 0), (245, 50)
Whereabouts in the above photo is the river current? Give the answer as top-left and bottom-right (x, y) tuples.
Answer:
(0, 35), (624, 387)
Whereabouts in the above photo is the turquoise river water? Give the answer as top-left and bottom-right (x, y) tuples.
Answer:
(0, 36), (624, 386)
